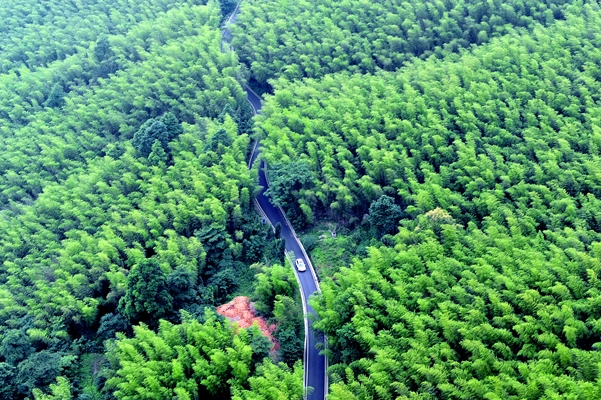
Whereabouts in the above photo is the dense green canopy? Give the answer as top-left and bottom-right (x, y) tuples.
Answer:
(232, 0), (578, 88)
(0, 0), (208, 73)
(106, 311), (303, 400)
(313, 214), (601, 399)
(0, 2), (251, 207)
(258, 6), (601, 233)
(3, 0), (601, 398)
(0, 1), (297, 398)
(252, 3), (601, 399)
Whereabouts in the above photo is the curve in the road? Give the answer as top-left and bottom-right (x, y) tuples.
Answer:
(221, 4), (328, 400)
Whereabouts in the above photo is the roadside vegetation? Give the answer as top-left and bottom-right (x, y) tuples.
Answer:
(250, 1), (601, 398)
(0, 1), (304, 399)
(2, 0), (601, 398)
(232, 0), (578, 90)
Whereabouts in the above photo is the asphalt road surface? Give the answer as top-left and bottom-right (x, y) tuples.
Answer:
(249, 134), (327, 400)
(222, 4), (328, 399)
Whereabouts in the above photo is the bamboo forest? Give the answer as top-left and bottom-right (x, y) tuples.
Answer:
(0, 0), (600, 399)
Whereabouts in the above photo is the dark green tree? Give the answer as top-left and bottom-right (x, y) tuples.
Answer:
(95, 58), (119, 79)
(275, 327), (303, 366)
(94, 35), (113, 63)
(208, 267), (238, 304)
(148, 140), (168, 166)
(335, 323), (363, 364)
(273, 295), (304, 366)
(97, 313), (131, 341)
(167, 266), (197, 311)
(368, 195), (402, 237)
(0, 330), (32, 365)
(161, 112), (183, 142)
(119, 258), (173, 327)
(93, 35), (118, 80)
(0, 363), (16, 400)
(131, 118), (155, 154)
(204, 128), (232, 154)
(252, 264), (296, 316)
(248, 326), (272, 368)
(218, 103), (237, 123)
(132, 119), (169, 157)
(43, 83), (65, 109)
(15, 351), (63, 398)
(265, 161), (313, 210)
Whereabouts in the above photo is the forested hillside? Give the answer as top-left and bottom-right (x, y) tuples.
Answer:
(0, 1), (303, 399)
(258, 5), (601, 232)
(313, 215), (601, 399)
(3, 0), (601, 398)
(232, 0), (578, 88)
(0, 0), (205, 73)
(105, 310), (303, 400)
(249, 1), (601, 398)
(0, 3), (252, 208)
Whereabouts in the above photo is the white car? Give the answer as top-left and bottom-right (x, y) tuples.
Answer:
(295, 258), (307, 272)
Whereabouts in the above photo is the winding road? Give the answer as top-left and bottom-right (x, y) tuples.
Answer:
(222, 4), (328, 400)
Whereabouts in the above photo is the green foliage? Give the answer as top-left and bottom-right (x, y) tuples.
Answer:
(32, 377), (72, 400)
(219, 102), (255, 134)
(205, 128), (234, 154)
(207, 266), (239, 304)
(0, 330), (33, 365)
(0, 362), (17, 399)
(303, 223), (372, 278)
(147, 140), (168, 166)
(15, 351), (66, 399)
(265, 162), (313, 208)
(107, 310), (248, 398)
(11, 0), (601, 397)
(264, 162), (314, 228)
(313, 217), (601, 399)
(43, 83), (65, 109)
(251, 263), (305, 366)
(232, 0), (574, 88)
(241, 219), (286, 266)
(258, 7), (601, 230)
(93, 36), (113, 64)
(245, 4), (601, 399)
(0, 0), (204, 74)
(132, 120), (169, 158)
(0, 114), (287, 397)
(300, 234), (317, 252)
(368, 195), (402, 237)
(273, 295), (304, 366)
(97, 314), (130, 342)
(161, 112), (184, 141)
(0, 0), (301, 398)
(119, 258), (173, 327)
(166, 266), (197, 311)
(93, 35), (118, 80)
(247, 327), (272, 367)
(232, 360), (304, 400)
(106, 310), (300, 399)
(252, 263), (297, 316)
(0, 2), (247, 206)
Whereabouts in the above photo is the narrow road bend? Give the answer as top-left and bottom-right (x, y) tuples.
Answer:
(221, 4), (328, 400)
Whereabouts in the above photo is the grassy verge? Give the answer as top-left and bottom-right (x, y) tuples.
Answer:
(299, 222), (374, 279)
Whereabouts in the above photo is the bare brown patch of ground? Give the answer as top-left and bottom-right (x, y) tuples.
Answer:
(217, 296), (279, 350)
